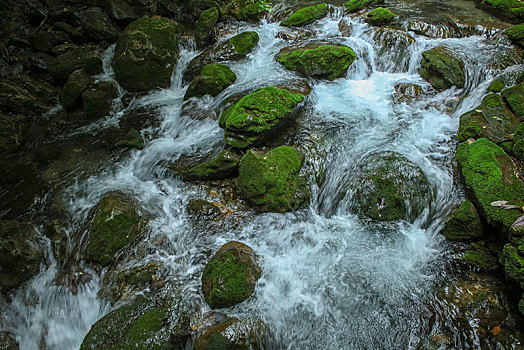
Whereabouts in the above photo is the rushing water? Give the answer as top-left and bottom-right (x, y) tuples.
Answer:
(1, 3), (522, 349)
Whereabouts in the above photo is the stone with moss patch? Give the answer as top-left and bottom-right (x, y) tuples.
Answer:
(276, 44), (356, 81)
(85, 192), (146, 267)
(487, 79), (505, 93)
(458, 93), (521, 144)
(220, 87), (304, 149)
(419, 47), (465, 92)
(174, 150), (241, 181)
(81, 81), (118, 119)
(49, 47), (103, 80)
(501, 243), (524, 287)
(365, 7), (396, 26)
(112, 17), (182, 92)
(185, 64), (237, 100)
(280, 4), (329, 27)
(478, 0), (524, 23)
(60, 69), (94, 110)
(202, 241), (261, 309)
(345, 0), (384, 13)
(513, 122), (524, 160)
(441, 200), (483, 241)
(219, 0), (264, 21)
(501, 83), (524, 118)
(463, 249), (499, 271)
(80, 296), (190, 349)
(195, 7), (219, 47)
(194, 316), (265, 350)
(506, 23), (524, 47)
(455, 138), (524, 233)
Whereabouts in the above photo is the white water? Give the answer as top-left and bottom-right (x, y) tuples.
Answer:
(0, 7), (518, 350)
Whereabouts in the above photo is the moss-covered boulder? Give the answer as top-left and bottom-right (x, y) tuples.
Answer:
(184, 64), (236, 100)
(513, 122), (524, 160)
(365, 7), (396, 26)
(112, 17), (182, 92)
(219, 0), (264, 21)
(194, 316), (264, 350)
(85, 192), (146, 267)
(458, 93), (521, 144)
(487, 78), (505, 93)
(172, 150), (241, 181)
(80, 296), (190, 349)
(202, 241), (261, 309)
(441, 200), (484, 241)
(463, 247), (499, 271)
(49, 47), (103, 80)
(280, 4), (329, 27)
(501, 243), (524, 287)
(60, 69), (94, 110)
(237, 146), (309, 213)
(506, 23), (524, 47)
(81, 81), (118, 119)
(455, 138), (524, 233)
(0, 221), (44, 292)
(418, 48), (465, 92)
(195, 7), (219, 47)
(501, 83), (524, 118)
(276, 44), (356, 81)
(345, 152), (432, 222)
(220, 87), (304, 149)
(345, 0), (384, 13)
(477, 0), (524, 23)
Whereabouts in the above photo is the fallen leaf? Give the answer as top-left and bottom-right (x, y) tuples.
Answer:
(491, 201), (508, 207)
(512, 215), (524, 227)
(491, 326), (501, 335)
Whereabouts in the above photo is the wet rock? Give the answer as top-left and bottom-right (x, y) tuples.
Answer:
(419, 47), (465, 92)
(0, 221), (44, 292)
(463, 242), (499, 271)
(171, 150), (241, 181)
(219, 87), (305, 149)
(28, 52), (53, 71)
(194, 315), (265, 350)
(219, 0), (263, 21)
(458, 93), (521, 144)
(0, 113), (26, 152)
(195, 7), (219, 48)
(476, 0), (524, 24)
(237, 146), (309, 213)
(441, 200), (484, 241)
(280, 4), (329, 27)
(513, 122), (524, 160)
(80, 295), (190, 349)
(365, 7), (396, 26)
(30, 30), (70, 54)
(0, 74), (58, 115)
(80, 7), (121, 43)
(115, 128), (145, 149)
(455, 138), (524, 233)
(393, 82), (423, 103)
(373, 28), (415, 72)
(49, 47), (103, 80)
(501, 83), (524, 118)
(0, 331), (18, 349)
(345, 0), (384, 13)
(276, 44), (356, 81)
(43, 220), (69, 264)
(85, 192), (147, 267)
(202, 241), (261, 309)
(338, 19), (352, 37)
(113, 16), (182, 92)
(53, 21), (89, 45)
(60, 69), (94, 109)
(345, 152), (432, 222)
(506, 23), (524, 47)
(81, 81), (118, 118)
(184, 63), (236, 100)
(187, 199), (222, 220)
(105, 0), (139, 24)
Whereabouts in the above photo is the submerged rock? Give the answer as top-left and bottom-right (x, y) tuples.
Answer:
(276, 44), (356, 81)
(113, 17), (182, 92)
(280, 4), (329, 27)
(458, 93), (521, 144)
(345, 0), (384, 13)
(237, 146), (309, 213)
(418, 47), (465, 92)
(220, 87), (305, 149)
(194, 315), (265, 350)
(85, 192), (146, 267)
(345, 152), (432, 222)
(0, 221), (44, 292)
(186, 199), (222, 220)
(184, 63), (236, 100)
(80, 296), (190, 349)
(393, 82), (423, 103)
(365, 7), (397, 26)
(202, 241), (261, 309)
(441, 200), (484, 241)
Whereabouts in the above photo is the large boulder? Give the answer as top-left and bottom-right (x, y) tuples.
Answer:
(80, 296), (190, 349)
(219, 87), (305, 149)
(202, 241), (261, 309)
(184, 63), (236, 100)
(345, 0), (384, 13)
(441, 200), (484, 241)
(276, 44), (356, 81)
(49, 47), (103, 80)
(280, 4), (329, 27)
(0, 221), (44, 291)
(237, 146), (309, 213)
(344, 152), (432, 222)
(501, 83), (524, 118)
(476, 0), (524, 23)
(418, 47), (465, 92)
(455, 138), (524, 234)
(458, 93), (521, 144)
(112, 17), (182, 92)
(85, 192), (146, 267)
(506, 23), (524, 47)
(365, 7), (397, 26)
(195, 7), (219, 48)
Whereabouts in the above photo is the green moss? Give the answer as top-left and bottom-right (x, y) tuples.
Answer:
(455, 138), (524, 231)
(419, 48), (465, 92)
(280, 4), (329, 27)
(196, 7), (219, 31)
(228, 31), (259, 56)
(184, 63), (237, 100)
(487, 79), (505, 93)
(458, 93), (520, 144)
(345, 0), (384, 13)
(221, 87), (304, 149)
(506, 23), (524, 47)
(237, 146), (308, 212)
(513, 122), (524, 160)
(180, 150), (240, 181)
(501, 141), (514, 155)
(502, 83), (524, 118)
(501, 243), (524, 286)
(462, 248), (498, 270)
(480, 0), (524, 23)
(365, 7), (396, 26)
(85, 193), (144, 267)
(441, 200), (483, 241)
(276, 45), (356, 81)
